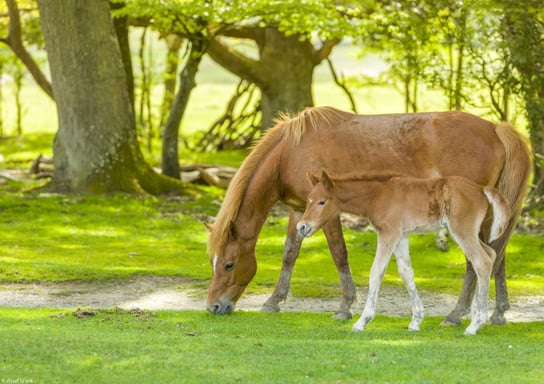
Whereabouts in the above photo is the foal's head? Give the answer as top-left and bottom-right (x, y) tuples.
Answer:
(297, 171), (340, 238)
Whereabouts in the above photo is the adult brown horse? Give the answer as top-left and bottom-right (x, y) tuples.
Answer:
(206, 106), (531, 325)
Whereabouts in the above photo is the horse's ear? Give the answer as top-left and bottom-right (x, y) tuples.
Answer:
(307, 171), (320, 186)
(228, 221), (238, 241)
(321, 170), (334, 190)
(203, 222), (213, 232)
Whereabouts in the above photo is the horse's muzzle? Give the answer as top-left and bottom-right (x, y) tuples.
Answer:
(207, 301), (234, 315)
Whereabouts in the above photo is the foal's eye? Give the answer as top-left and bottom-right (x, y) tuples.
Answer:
(318, 200), (326, 206)
(224, 262), (235, 271)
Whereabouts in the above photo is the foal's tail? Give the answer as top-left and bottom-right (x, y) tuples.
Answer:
(483, 187), (512, 242)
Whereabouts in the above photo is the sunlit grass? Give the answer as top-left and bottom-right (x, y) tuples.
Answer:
(0, 308), (543, 383)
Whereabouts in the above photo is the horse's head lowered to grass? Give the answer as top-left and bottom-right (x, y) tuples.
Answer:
(206, 221), (257, 314)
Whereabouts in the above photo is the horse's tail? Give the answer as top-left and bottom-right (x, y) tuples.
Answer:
(492, 123), (532, 251)
(483, 187), (511, 242)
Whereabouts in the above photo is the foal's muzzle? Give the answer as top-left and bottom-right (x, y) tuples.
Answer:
(207, 300), (234, 315)
(296, 222), (314, 238)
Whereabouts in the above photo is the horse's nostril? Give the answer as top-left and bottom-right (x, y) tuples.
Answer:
(224, 303), (234, 314)
(208, 303), (221, 314)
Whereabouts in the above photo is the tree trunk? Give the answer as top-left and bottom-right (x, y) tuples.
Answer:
(160, 34), (184, 126)
(37, 0), (186, 194)
(162, 38), (205, 179)
(207, 28), (336, 130)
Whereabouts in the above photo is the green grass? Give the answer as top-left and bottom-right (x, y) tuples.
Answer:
(0, 186), (542, 299)
(1, 309), (543, 384)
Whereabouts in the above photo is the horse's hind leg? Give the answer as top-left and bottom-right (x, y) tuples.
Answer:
(323, 214), (356, 320)
(490, 254), (509, 325)
(441, 260), (476, 326)
(262, 209), (303, 313)
(487, 227), (511, 325)
(394, 236), (424, 331)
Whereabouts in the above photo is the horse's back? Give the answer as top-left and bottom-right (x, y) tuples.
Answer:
(281, 110), (504, 195)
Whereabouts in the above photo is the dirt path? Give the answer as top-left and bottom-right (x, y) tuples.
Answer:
(1, 276), (542, 322)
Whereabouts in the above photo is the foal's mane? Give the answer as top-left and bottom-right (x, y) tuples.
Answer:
(208, 106), (350, 257)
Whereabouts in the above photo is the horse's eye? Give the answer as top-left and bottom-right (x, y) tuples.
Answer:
(225, 262), (235, 271)
(318, 200), (326, 206)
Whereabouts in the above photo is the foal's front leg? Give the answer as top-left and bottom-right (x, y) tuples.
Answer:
(393, 236), (424, 331)
(352, 233), (398, 332)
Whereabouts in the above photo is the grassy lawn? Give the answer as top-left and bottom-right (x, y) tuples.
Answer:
(1, 309), (543, 384)
(0, 182), (542, 298)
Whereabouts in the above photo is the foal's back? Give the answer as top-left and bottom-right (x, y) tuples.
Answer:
(368, 176), (490, 235)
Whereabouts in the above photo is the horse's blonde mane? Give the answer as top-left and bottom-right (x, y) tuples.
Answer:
(208, 106), (351, 257)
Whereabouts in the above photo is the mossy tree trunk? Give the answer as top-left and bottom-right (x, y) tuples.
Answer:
(37, 0), (186, 194)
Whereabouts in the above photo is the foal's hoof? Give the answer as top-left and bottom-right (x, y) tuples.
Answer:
(333, 311), (352, 320)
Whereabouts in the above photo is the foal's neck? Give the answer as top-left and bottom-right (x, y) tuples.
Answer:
(334, 178), (390, 216)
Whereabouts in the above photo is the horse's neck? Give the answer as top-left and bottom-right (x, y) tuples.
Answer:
(335, 179), (388, 216)
(234, 166), (281, 242)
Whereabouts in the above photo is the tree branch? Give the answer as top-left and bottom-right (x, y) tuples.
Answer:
(4, 0), (54, 99)
(206, 37), (264, 86)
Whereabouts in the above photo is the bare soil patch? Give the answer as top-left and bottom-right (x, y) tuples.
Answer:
(1, 276), (542, 323)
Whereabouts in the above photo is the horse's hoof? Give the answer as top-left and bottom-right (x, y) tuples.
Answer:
(440, 318), (461, 327)
(260, 304), (280, 313)
(489, 313), (506, 326)
(333, 311), (352, 320)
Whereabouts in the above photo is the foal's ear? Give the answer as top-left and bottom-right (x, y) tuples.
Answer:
(321, 170), (334, 189)
(307, 171), (320, 186)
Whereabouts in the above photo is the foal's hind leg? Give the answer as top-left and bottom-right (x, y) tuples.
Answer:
(353, 232), (398, 332)
(262, 209), (303, 313)
(456, 238), (495, 335)
(394, 237), (424, 331)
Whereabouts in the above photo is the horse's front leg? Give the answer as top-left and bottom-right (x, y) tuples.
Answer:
(322, 214), (356, 320)
(353, 233), (397, 332)
(393, 236), (424, 331)
(261, 209), (303, 313)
